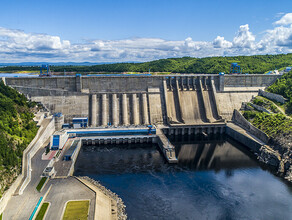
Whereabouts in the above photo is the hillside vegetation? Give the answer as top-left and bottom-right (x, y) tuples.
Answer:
(243, 72), (292, 151)
(267, 71), (292, 114)
(0, 81), (38, 197)
(1, 53), (292, 74)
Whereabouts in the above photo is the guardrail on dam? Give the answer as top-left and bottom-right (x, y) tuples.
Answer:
(4, 74), (280, 125)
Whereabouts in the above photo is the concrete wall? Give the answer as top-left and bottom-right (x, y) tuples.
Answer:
(5, 74), (281, 92)
(216, 91), (259, 121)
(6, 76), (77, 91)
(249, 103), (271, 113)
(4, 74), (282, 125)
(82, 76), (163, 93)
(19, 117), (55, 195)
(226, 124), (263, 152)
(32, 95), (89, 123)
(231, 109), (269, 143)
(224, 74), (281, 87)
(259, 89), (287, 104)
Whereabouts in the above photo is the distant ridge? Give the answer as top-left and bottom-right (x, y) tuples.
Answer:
(0, 62), (116, 66)
(1, 54), (292, 74)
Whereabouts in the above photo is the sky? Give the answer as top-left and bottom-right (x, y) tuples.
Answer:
(1, 0), (292, 62)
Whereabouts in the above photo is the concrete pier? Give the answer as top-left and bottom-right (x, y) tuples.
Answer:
(91, 94), (97, 127)
(156, 129), (178, 163)
(102, 94), (108, 126)
(112, 94), (118, 126)
(122, 94), (129, 125)
(132, 94), (139, 125)
(142, 93), (149, 124)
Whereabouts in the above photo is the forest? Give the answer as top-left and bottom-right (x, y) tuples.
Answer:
(0, 81), (38, 198)
(242, 71), (292, 150)
(267, 71), (292, 114)
(1, 53), (292, 74)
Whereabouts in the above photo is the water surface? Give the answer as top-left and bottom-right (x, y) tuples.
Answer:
(75, 136), (292, 220)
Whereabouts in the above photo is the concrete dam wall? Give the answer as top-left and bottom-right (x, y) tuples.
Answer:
(164, 76), (220, 124)
(5, 74), (281, 125)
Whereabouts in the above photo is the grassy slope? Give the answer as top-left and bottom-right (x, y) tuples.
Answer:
(267, 71), (292, 114)
(243, 72), (292, 150)
(0, 81), (38, 197)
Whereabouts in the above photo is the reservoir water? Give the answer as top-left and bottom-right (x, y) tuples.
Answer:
(74, 135), (292, 220)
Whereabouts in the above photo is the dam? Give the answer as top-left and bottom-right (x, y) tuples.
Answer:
(4, 74), (280, 125)
(4, 73), (292, 220)
(3, 73), (280, 162)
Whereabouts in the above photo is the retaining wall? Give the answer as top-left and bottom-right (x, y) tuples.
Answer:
(226, 124), (263, 152)
(224, 74), (280, 87)
(231, 109), (269, 143)
(19, 116), (55, 195)
(250, 103), (271, 113)
(259, 89), (287, 104)
(0, 115), (55, 214)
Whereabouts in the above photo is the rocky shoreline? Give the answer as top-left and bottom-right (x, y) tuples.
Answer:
(257, 135), (292, 182)
(78, 176), (127, 220)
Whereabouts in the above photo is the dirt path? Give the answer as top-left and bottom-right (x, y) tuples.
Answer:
(258, 96), (292, 119)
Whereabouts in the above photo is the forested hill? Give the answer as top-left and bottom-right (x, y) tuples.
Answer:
(1, 53), (292, 74)
(268, 71), (292, 114)
(0, 81), (38, 198)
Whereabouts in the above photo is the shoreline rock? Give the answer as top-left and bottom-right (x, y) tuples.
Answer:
(257, 142), (292, 183)
(78, 176), (127, 220)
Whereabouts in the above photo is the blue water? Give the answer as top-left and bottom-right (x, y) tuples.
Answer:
(75, 137), (292, 220)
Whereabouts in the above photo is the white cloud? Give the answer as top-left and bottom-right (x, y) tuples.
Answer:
(213, 36), (232, 48)
(232, 24), (255, 49)
(1, 14), (292, 63)
(275, 13), (292, 25)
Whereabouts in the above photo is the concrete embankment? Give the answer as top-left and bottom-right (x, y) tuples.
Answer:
(76, 176), (127, 220)
(226, 123), (265, 153)
(228, 109), (292, 182)
(156, 129), (178, 163)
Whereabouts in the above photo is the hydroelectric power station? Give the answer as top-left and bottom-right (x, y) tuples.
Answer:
(3, 74), (281, 163)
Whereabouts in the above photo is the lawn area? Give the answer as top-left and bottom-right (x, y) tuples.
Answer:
(35, 202), (49, 220)
(36, 177), (47, 192)
(63, 200), (89, 220)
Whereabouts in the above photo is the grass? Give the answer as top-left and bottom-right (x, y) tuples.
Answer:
(0, 213), (2, 220)
(36, 177), (47, 192)
(62, 200), (89, 220)
(35, 202), (49, 220)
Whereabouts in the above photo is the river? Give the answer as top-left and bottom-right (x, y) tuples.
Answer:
(74, 135), (292, 220)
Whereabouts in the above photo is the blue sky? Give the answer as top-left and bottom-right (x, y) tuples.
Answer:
(1, 0), (292, 62)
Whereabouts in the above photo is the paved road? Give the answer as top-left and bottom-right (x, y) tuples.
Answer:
(14, 118), (51, 194)
(54, 139), (74, 177)
(44, 177), (95, 220)
(4, 145), (50, 220)
(258, 96), (292, 119)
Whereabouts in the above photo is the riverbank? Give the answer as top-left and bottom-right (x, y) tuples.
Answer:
(74, 139), (292, 219)
(77, 176), (127, 220)
(233, 107), (292, 183)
